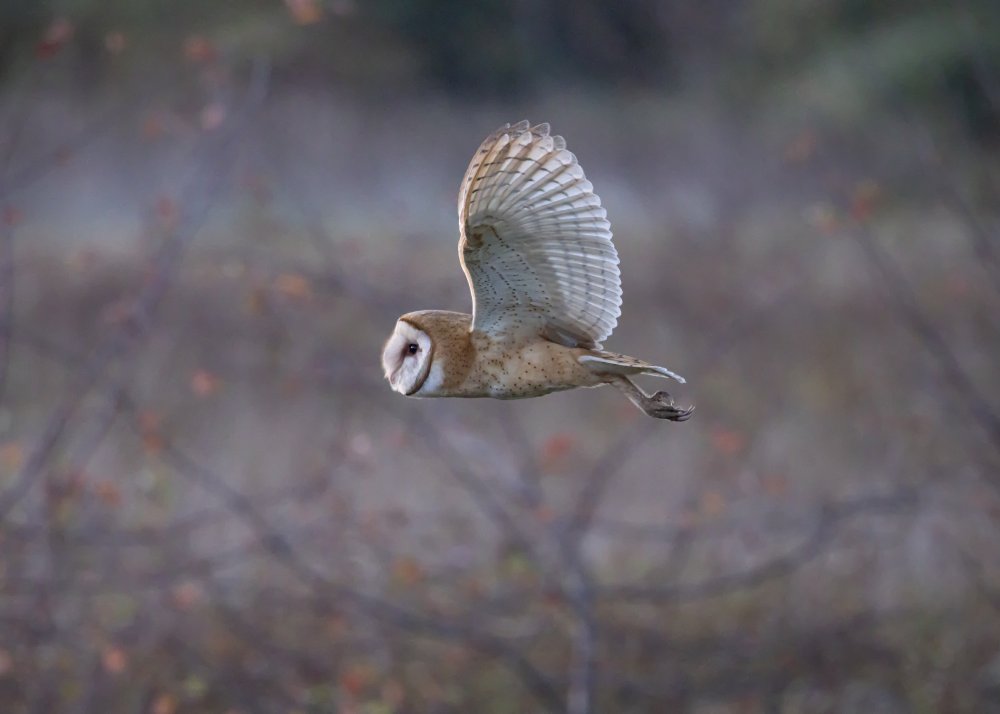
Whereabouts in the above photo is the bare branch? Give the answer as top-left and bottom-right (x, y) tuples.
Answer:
(850, 224), (1000, 458)
(0, 221), (12, 405)
(0, 57), (272, 520)
(600, 491), (916, 602)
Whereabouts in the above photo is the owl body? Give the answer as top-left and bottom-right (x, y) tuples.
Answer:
(380, 121), (692, 421)
(390, 310), (602, 399)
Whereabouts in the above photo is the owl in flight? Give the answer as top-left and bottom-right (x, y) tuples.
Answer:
(381, 121), (692, 420)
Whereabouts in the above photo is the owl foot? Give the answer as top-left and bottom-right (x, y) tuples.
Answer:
(608, 375), (694, 422)
(645, 390), (694, 421)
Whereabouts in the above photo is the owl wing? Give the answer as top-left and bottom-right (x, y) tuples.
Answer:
(457, 121), (621, 349)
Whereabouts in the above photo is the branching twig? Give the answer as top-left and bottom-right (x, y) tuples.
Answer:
(112, 395), (566, 713)
(599, 491), (916, 602)
(851, 225), (1000, 458)
(0, 57), (272, 520)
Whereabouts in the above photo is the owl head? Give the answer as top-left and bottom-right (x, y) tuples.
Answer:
(382, 310), (473, 397)
(381, 319), (434, 396)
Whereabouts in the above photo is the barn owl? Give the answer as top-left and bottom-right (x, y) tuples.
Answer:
(381, 121), (692, 420)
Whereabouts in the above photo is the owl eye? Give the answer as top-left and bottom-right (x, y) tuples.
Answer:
(406, 343), (419, 355)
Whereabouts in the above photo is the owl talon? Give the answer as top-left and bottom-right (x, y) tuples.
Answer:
(646, 391), (694, 421)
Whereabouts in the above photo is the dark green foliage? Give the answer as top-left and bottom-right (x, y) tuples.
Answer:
(3, 0), (998, 131)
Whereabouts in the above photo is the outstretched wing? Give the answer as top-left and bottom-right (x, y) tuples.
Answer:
(458, 121), (621, 348)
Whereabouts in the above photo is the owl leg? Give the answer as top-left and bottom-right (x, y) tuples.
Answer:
(607, 375), (693, 421)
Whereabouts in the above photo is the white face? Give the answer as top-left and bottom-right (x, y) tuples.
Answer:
(381, 320), (433, 396)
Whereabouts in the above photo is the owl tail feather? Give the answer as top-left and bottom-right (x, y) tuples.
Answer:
(578, 352), (686, 384)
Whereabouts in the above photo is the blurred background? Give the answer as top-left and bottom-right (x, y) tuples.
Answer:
(2, 1), (1000, 712)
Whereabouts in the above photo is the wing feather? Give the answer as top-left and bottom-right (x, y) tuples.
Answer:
(458, 121), (621, 348)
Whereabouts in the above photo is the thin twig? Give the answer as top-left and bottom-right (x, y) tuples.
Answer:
(0, 221), (12, 405)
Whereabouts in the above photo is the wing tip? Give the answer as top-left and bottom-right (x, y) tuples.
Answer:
(479, 120), (572, 162)
(495, 119), (557, 141)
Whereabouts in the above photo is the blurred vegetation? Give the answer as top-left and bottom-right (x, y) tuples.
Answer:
(2, 1), (1000, 713)
(2, 0), (999, 134)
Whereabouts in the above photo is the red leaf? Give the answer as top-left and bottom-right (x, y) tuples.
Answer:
(138, 411), (164, 455)
(392, 556), (424, 586)
(0, 442), (23, 470)
(190, 369), (221, 397)
(182, 35), (217, 64)
(155, 196), (177, 228)
(150, 694), (177, 714)
(170, 581), (204, 610)
(2, 206), (23, 227)
(285, 0), (324, 24)
(710, 427), (747, 457)
(339, 663), (375, 697)
(36, 18), (74, 59)
(199, 102), (226, 131)
(101, 645), (127, 675)
(850, 179), (882, 222)
(104, 31), (126, 55)
(93, 480), (122, 508)
(141, 114), (165, 141)
(273, 273), (313, 301)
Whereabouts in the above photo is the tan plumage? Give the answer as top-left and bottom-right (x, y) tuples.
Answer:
(381, 121), (692, 420)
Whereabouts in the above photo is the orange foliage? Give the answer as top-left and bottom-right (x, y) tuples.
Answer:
(150, 694), (177, 714)
(542, 432), (575, 461)
(392, 556), (424, 586)
(700, 489), (727, 518)
(285, 0), (324, 25)
(851, 179), (882, 222)
(155, 196), (177, 227)
(339, 663), (376, 697)
(190, 369), (222, 397)
(182, 35), (217, 64)
(710, 427), (747, 457)
(2, 206), (23, 227)
(138, 410), (165, 454)
(170, 581), (204, 610)
(0, 441), (24, 470)
(101, 645), (128, 675)
(200, 102), (226, 132)
(93, 480), (123, 508)
(273, 273), (314, 301)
